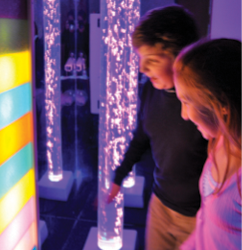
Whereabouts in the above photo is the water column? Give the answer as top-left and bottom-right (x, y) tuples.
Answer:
(43, 0), (62, 182)
(98, 0), (140, 249)
(38, 0), (74, 201)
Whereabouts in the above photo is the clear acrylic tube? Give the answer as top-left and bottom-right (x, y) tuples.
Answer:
(98, 0), (140, 249)
(43, 0), (63, 182)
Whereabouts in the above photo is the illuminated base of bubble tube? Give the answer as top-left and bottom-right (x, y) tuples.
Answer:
(38, 170), (74, 201)
(39, 220), (48, 246)
(48, 171), (63, 182)
(98, 235), (122, 250)
(123, 176), (145, 208)
(83, 227), (137, 250)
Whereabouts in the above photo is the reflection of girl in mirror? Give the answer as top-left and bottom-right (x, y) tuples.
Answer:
(173, 38), (241, 250)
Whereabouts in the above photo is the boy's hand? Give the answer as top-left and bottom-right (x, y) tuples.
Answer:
(107, 183), (121, 203)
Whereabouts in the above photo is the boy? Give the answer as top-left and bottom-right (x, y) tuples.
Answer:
(108, 5), (208, 250)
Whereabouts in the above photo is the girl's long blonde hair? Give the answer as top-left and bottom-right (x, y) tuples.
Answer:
(174, 38), (241, 195)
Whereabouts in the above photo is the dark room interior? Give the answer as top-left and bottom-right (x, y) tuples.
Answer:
(0, 0), (240, 249)
(35, 1), (211, 249)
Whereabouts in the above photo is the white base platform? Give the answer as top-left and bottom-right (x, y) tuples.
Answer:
(39, 220), (48, 246)
(123, 176), (145, 208)
(38, 171), (74, 201)
(83, 227), (137, 250)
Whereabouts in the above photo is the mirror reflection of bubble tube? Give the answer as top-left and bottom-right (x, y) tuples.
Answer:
(38, 0), (75, 203)
(43, 0), (63, 182)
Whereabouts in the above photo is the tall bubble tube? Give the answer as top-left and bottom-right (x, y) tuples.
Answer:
(43, 0), (62, 182)
(98, 0), (140, 249)
(38, 0), (74, 202)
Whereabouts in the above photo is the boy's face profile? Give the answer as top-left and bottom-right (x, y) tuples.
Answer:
(136, 43), (175, 90)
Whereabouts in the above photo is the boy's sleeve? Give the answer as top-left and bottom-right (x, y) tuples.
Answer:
(113, 82), (151, 186)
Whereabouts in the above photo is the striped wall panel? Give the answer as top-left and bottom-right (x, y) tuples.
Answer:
(13, 221), (38, 250)
(0, 143), (33, 199)
(0, 196), (36, 249)
(0, 0), (38, 249)
(0, 51), (31, 93)
(0, 83), (32, 130)
(0, 19), (29, 55)
(0, 112), (33, 166)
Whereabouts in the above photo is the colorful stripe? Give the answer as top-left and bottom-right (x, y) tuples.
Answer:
(13, 221), (37, 250)
(0, 83), (32, 130)
(0, 19), (29, 55)
(0, 169), (35, 234)
(0, 197), (37, 250)
(0, 143), (33, 199)
(0, 1), (38, 248)
(0, 112), (33, 165)
(0, 51), (31, 93)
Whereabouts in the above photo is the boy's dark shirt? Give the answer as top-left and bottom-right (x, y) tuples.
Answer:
(114, 80), (208, 216)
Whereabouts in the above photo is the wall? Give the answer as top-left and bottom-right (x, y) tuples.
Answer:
(89, 0), (100, 13)
(141, 0), (174, 16)
(210, 0), (241, 40)
(176, 0), (211, 38)
(0, 0), (38, 249)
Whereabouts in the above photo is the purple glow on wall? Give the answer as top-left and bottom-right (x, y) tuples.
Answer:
(0, 0), (28, 19)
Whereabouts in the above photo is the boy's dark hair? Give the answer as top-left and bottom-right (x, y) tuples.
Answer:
(132, 5), (199, 56)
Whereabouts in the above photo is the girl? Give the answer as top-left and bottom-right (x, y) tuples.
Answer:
(173, 38), (241, 250)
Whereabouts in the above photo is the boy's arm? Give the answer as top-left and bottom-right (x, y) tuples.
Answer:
(113, 121), (150, 185)
(107, 118), (150, 203)
(113, 81), (151, 186)
(107, 81), (151, 202)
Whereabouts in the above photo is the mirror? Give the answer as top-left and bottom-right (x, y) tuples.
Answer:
(34, 0), (99, 247)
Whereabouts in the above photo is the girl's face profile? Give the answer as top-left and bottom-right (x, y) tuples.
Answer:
(173, 73), (217, 140)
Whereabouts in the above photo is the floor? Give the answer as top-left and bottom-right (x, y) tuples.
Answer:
(36, 78), (155, 250)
